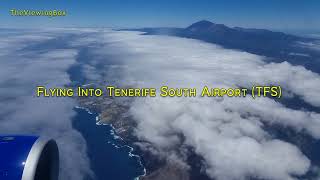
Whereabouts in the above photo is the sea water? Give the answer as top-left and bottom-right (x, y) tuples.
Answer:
(72, 107), (145, 180)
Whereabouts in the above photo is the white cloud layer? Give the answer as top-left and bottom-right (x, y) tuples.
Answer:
(2, 29), (320, 180)
(0, 31), (92, 180)
(78, 31), (320, 180)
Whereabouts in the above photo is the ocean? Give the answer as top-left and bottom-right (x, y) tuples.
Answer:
(72, 106), (145, 180)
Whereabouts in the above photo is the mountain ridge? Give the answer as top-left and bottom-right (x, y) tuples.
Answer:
(122, 20), (320, 73)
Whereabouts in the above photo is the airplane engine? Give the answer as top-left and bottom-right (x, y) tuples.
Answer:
(0, 136), (59, 180)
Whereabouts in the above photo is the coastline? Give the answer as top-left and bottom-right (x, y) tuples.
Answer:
(74, 105), (146, 180)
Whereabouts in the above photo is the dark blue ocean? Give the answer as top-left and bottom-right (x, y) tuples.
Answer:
(72, 107), (145, 180)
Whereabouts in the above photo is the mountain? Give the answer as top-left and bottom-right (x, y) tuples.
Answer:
(179, 20), (302, 57)
(124, 20), (320, 73)
(185, 20), (229, 32)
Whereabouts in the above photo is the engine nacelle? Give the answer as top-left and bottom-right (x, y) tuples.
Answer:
(0, 136), (59, 180)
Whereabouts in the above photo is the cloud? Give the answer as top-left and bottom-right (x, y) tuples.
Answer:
(0, 31), (92, 180)
(296, 41), (320, 51)
(131, 97), (311, 180)
(78, 31), (320, 180)
(6, 29), (319, 180)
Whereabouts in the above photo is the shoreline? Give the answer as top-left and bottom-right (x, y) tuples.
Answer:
(74, 105), (146, 180)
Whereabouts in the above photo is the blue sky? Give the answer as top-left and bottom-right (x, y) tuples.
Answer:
(1, 0), (319, 33)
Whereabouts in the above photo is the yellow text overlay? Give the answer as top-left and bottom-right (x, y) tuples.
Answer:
(36, 85), (282, 98)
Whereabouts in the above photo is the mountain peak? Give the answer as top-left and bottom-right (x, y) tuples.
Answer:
(193, 20), (214, 26)
(186, 20), (230, 33)
(187, 20), (215, 29)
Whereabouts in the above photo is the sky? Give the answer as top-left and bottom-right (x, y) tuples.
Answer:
(0, 0), (320, 33)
